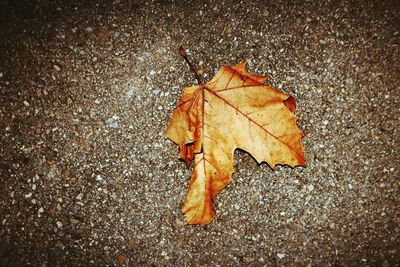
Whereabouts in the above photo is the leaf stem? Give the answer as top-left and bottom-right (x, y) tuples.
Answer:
(179, 46), (202, 85)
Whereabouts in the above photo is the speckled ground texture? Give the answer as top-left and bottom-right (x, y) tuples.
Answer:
(1, 0), (399, 266)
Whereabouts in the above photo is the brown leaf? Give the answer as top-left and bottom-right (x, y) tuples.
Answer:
(166, 61), (305, 225)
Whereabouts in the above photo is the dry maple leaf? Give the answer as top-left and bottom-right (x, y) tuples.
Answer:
(166, 47), (305, 225)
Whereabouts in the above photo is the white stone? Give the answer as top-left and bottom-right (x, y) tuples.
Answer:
(307, 184), (315, 192)
(348, 184), (353, 190)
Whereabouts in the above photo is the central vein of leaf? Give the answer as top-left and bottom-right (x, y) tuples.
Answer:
(201, 86), (209, 217)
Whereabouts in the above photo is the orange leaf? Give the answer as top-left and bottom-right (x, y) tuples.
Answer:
(166, 60), (305, 225)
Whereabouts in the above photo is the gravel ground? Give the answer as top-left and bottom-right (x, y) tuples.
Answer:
(1, 0), (399, 266)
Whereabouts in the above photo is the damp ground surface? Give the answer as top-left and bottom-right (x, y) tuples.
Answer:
(0, 0), (399, 266)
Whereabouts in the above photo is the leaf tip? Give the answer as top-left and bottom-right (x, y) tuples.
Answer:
(236, 60), (248, 70)
(298, 156), (307, 167)
(284, 96), (296, 113)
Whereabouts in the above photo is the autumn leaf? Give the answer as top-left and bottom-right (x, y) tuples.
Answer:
(166, 47), (305, 225)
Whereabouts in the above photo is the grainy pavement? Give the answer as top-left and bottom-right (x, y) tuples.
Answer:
(0, 0), (399, 266)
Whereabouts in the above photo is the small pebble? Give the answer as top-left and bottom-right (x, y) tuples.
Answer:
(70, 218), (79, 224)
(348, 184), (353, 190)
(56, 221), (63, 228)
(277, 253), (285, 259)
(76, 193), (83, 200)
(307, 184), (315, 192)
